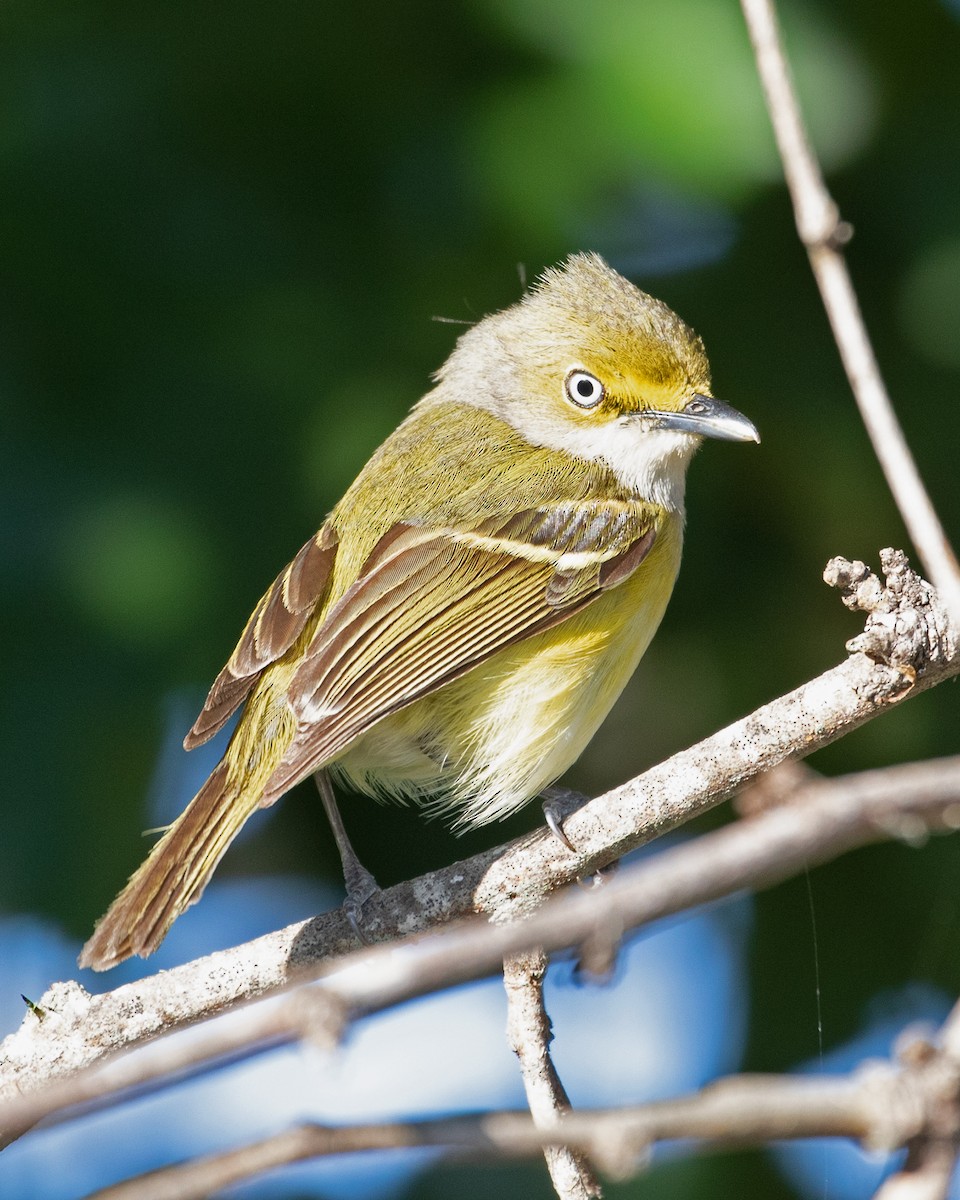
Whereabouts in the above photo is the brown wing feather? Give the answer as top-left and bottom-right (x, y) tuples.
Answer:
(184, 523), (338, 749)
(259, 501), (656, 803)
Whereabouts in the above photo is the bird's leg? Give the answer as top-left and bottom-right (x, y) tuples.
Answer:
(314, 770), (380, 941)
(539, 785), (589, 852)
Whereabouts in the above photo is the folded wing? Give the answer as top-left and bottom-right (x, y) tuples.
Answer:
(184, 525), (339, 749)
(259, 499), (657, 803)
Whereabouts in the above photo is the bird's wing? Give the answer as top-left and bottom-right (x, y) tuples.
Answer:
(259, 500), (657, 803)
(184, 525), (339, 749)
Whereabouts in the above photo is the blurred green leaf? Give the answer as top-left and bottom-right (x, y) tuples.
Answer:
(471, 0), (877, 225)
(60, 494), (215, 648)
(899, 237), (960, 370)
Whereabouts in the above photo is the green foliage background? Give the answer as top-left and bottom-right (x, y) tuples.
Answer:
(3, 0), (960, 1194)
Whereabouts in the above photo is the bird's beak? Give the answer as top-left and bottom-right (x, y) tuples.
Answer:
(640, 394), (760, 444)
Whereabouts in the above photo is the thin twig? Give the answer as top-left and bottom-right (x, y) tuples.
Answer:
(504, 949), (601, 1199)
(740, 0), (960, 632)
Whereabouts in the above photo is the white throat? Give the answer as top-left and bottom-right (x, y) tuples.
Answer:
(512, 411), (697, 512)
(582, 419), (696, 511)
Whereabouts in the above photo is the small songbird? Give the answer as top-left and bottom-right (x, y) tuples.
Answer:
(79, 252), (759, 970)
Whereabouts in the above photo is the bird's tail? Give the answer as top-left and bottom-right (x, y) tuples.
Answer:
(78, 761), (258, 971)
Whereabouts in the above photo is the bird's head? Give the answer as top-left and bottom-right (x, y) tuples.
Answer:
(435, 252), (759, 508)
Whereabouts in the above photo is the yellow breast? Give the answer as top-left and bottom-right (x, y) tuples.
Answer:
(333, 511), (684, 828)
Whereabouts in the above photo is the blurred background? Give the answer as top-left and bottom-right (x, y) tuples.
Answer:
(3, 0), (960, 1196)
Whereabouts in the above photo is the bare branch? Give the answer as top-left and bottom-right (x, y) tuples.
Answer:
(1, 553), (955, 1134)
(504, 949), (601, 1199)
(940, 998), (960, 1061)
(740, 0), (960, 632)
(76, 1081), (876, 1199)
(873, 1145), (958, 1200)
(870, 1021), (960, 1200)
(0, 989), (345, 1149)
(5, 746), (960, 1145)
(83, 1044), (958, 1200)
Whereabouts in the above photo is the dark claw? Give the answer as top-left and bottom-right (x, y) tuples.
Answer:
(540, 785), (590, 851)
(542, 798), (575, 851)
(344, 897), (371, 944)
(342, 861), (381, 945)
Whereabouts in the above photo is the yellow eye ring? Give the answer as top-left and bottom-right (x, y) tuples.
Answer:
(564, 368), (605, 409)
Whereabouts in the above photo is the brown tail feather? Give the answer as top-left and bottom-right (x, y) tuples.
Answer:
(78, 762), (259, 971)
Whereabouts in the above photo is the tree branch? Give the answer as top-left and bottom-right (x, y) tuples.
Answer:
(4, 745), (960, 1146)
(740, 0), (960, 632)
(83, 1012), (960, 1200)
(870, 1000), (960, 1199)
(0, 553), (955, 1130)
(504, 949), (601, 1199)
(0, 989), (346, 1149)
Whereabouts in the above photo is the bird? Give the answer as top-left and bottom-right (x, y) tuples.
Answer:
(79, 251), (759, 970)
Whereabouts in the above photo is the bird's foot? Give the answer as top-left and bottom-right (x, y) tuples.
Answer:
(341, 859), (381, 944)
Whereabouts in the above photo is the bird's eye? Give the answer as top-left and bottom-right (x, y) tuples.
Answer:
(564, 369), (605, 409)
